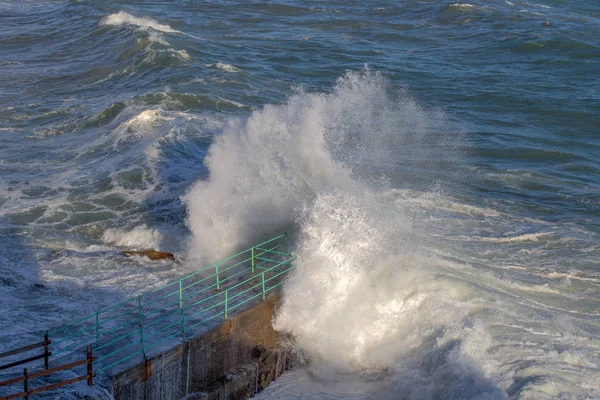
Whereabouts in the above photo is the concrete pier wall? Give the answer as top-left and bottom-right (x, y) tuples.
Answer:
(110, 294), (289, 400)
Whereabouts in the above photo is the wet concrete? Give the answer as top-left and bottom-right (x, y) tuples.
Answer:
(111, 294), (290, 400)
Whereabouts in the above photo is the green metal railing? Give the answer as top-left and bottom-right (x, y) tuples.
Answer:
(46, 233), (295, 373)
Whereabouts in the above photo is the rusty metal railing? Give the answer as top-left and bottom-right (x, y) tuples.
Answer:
(0, 334), (51, 373)
(0, 344), (94, 400)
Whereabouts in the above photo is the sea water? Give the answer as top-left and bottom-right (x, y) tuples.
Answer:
(0, 0), (598, 398)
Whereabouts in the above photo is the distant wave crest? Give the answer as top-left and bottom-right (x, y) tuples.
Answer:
(101, 11), (182, 34)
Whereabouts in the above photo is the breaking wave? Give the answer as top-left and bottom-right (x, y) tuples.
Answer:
(101, 11), (182, 34)
(181, 70), (511, 398)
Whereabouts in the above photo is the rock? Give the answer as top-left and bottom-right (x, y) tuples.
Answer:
(123, 249), (176, 261)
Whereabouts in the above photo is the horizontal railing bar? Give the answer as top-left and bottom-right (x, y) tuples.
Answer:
(215, 256), (253, 274)
(94, 329), (137, 352)
(48, 312), (98, 335)
(144, 331), (181, 353)
(227, 292), (263, 313)
(263, 265), (296, 284)
(180, 275), (212, 292)
(97, 298), (135, 316)
(0, 353), (49, 371)
(254, 245), (282, 255)
(98, 316), (139, 338)
(0, 373), (94, 400)
(144, 320), (180, 340)
(172, 261), (226, 286)
(266, 280), (286, 292)
(255, 247), (291, 257)
(227, 282), (262, 302)
(98, 350), (139, 372)
(254, 246), (283, 259)
(255, 256), (280, 264)
(228, 264), (293, 303)
(140, 300), (180, 321)
(254, 234), (286, 249)
(52, 336), (81, 348)
(260, 257), (295, 274)
(98, 309), (137, 326)
(217, 266), (254, 284)
(0, 341), (50, 359)
(0, 357), (90, 387)
(95, 340), (138, 362)
(144, 309), (181, 330)
(179, 257), (253, 296)
(60, 336), (94, 354)
(141, 288), (182, 308)
(187, 312), (222, 330)
(141, 279), (181, 298)
(186, 299), (226, 319)
(217, 257), (290, 299)
(181, 283), (219, 305)
(215, 248), (252, 264)
(178, 271), (219, 293)
(221, 272), (261, 293)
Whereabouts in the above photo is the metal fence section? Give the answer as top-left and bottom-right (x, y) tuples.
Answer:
(46, 233), (295, 374)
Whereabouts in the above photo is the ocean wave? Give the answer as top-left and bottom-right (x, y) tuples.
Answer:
(207, 62), (242, 73)
(100, 11), (181, 34)
(471, 232), (552, 243)
(449, 3), (477, 11)
(102, 224), (163, 249)
(181, 69), (515, 398)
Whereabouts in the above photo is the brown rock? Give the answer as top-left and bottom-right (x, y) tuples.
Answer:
(123, 249), (176, 261)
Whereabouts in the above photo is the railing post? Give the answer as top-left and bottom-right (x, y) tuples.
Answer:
(179, 279), (186, 341)
(23, 368), (28, 400)
(224, 290), (228, 320)
(95, 312), (99, 348)
(43, 331), (49, 369)
(215, 263), (220, 291)
(252, 246), (256, 274)
(87, 345), (93, 386)
(261, 272), (265, 301)
(137, 296), (146, 360)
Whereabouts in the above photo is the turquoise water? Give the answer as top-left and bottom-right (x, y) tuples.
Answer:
(0, 0), (599, 398)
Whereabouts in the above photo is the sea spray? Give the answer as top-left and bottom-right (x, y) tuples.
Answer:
(101, 11), (182, 34)
(183, 69), (453, 264)
(182, 70), (505, 397)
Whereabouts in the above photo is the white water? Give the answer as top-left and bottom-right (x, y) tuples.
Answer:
(184, 70), (449, 263)
(101, 11), (182, 34)
(184, 70), (600, 399)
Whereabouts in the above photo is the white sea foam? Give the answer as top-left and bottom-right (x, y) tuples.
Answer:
(449, 3), (477, 11)
(183, 69), (446, 263)
(183, 70), (514, 397)
(102, 224), (162, 249)
(465, 232), (552, 243)
(101, 11), (181, 34)
(207, 62), (242, 73)
(184, 69), (600, 398)
(171, 49), (191, 60)
(113, 109), (170, 139)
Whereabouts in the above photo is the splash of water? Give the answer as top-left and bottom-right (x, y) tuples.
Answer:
(183, 70), (504, 397)
(183, 70), (444, 261)
(101, 11), (182, 34)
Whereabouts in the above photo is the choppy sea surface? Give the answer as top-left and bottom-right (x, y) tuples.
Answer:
(1, 0), (599, 399)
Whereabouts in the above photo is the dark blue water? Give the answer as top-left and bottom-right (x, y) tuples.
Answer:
(1, 1), (599, 398)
